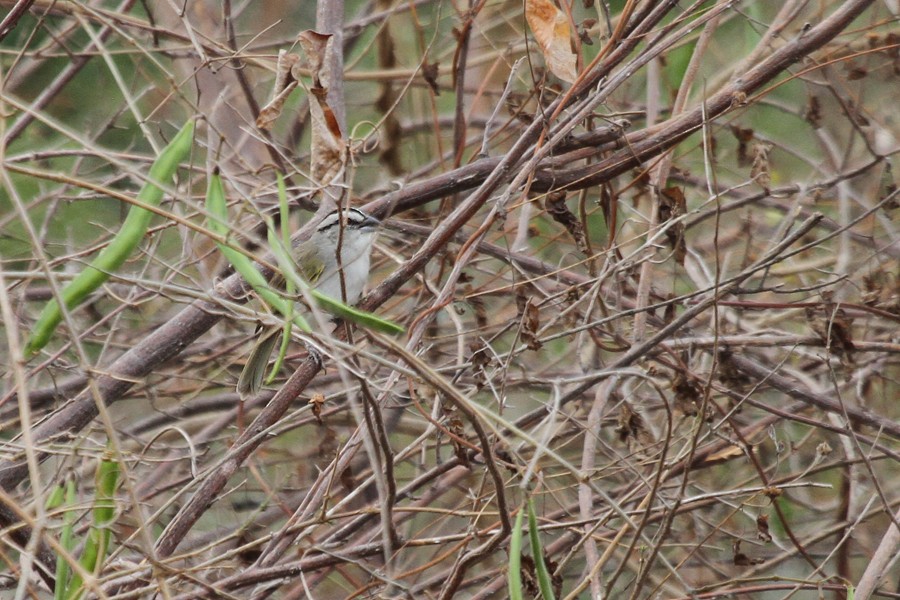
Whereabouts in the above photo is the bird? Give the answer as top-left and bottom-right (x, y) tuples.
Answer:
(237, 207), (379, 397)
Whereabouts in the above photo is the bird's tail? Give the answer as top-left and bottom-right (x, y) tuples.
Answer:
(237, 328), (280, 399)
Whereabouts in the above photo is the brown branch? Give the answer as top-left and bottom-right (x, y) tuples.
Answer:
(0, 0), (36, 42)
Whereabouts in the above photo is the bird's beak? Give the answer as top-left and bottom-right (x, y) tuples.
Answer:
(362, 213), (381, 228)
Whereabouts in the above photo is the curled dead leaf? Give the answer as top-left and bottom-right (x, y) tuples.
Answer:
(805, 304), (855, 356)
(525, 0), (578, 83)
(717, 349), (752, 395)
(749, 142), (772, 191)
(730, 125), (755, 166)
(732, 540), (765, 566)
(762, 486), (782, 500)
(545, 191), (588, 254)
(704, 444), (745, 464)
(517, 291), (542, 350)
(659, 186), (687, 264)
(422, 61), (440, 95)
(256, 51), (301, 130)
(671, 370), (701, 417)
(309, 393), (326, 423)
(297, 30), (331, 87)
(615, 401), (655, 451)
(447, 416), (469, 466)
(578, 19), (597, 45)
(296, 31), (346, 187)
(469, 340), (491, 388)
(804, 95), (822, 129)
(756, 513), (772, 543)
(309, 87), (346, 186)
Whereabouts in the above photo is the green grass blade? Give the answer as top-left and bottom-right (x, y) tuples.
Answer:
(508, 505), (525, 600)
(47, 477), (77, 600)
(66, 452), (120, 600)
(24, 120), (195, 356)
(205, 172), (311, 333)
(528, 498), (556, 600)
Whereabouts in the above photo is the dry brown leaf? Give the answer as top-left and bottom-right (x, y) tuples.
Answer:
(730, 125), (755, 166)
(659, 186), (687, 265)
(730, 90), (748, 108)
(750, 142), (772, 191)
(422, 61), (440, 95)
(732, 540), (765, 566)
(545, 191), (588, 254)
(256, 51), (300, 130)
(309, 92), (346, 186)
(256, 84), (296, 130)
(805, 304), (856, 356)
(520, 555), (539, 597)
(525, 0), (578, 83)
(517, 291), (542, 350)
(447, 416), (468, 466)
(704, 444), (744, 464)
(469, 340), (491, 389)
(763, 486), (783, 500)
(804, 95), (822, 129)
(297, 30), (331, 87)
(615, 402), (655, 450)
(717, 349), (752, 393)
(671, 371), (701, 417)
(545, 553), (564, 599)
(297, 30), (347, 187)
(756, 514), (772, 543)
(578, 18), (597, 45)
(308, 393), (326, 423)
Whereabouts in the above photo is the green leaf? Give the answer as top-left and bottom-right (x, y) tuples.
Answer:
(205, 173), (311, 333)
(66, 451), (121, 600)
(528, 498), (556, 600)
(264, 176), (296, 382)
(52, 477), (77, 600)
(24, 120), (196, 356)
(312, 291), (405, 334)
(508, 505), (525, 600)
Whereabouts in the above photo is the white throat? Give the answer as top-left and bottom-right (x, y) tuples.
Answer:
(314, 226), (376, 304)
